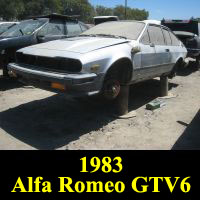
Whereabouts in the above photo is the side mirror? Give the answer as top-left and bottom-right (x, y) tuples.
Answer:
(131, 46), (141, 54)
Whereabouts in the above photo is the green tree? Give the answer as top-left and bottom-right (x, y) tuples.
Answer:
(60, 0), (95, 22)
(95, 5), (113, 16)
(18, 0), (61, 19)
(0, 0), (24, 20)
(114, 5), (149, 20)
(0, 0), (149, 22)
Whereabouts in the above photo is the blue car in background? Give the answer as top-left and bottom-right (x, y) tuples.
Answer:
(0, 13), (89, 77)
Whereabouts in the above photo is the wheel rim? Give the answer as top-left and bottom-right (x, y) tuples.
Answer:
(103, 79), (121, 100)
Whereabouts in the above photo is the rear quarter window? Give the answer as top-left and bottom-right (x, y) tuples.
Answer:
(169, 32), (180, 46)
(162, 29), (172, 46)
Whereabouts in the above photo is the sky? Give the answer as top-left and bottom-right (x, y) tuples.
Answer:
(89, 0), (200, 20)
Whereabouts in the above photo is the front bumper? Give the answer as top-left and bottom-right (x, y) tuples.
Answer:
(8, 63), (104, 97)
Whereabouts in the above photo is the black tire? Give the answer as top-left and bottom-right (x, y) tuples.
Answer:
(195, 58), (200, 69)
(2, 64), (9, 77)
(2, 52), (9, 78)
(168, 59), (183, 79)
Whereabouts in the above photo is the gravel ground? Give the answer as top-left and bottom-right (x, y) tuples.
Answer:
(0, 66), (200, 150)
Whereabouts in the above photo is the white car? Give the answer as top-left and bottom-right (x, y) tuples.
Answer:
(8, 20), (187, 100)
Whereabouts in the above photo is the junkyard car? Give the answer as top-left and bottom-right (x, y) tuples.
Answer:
(173, 31), (200, 61)
(162, 19), (200, 64)
(8, 21), (187, 100)
(0, 14), (88, 76)
(0, 22), (18, 35)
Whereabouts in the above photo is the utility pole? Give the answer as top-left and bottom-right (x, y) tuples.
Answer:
(125, 0), (128, 19)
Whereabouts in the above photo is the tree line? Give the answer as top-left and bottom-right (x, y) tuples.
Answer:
(0, 0), (149, 23)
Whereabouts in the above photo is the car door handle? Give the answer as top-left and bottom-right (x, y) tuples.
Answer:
(165, 49), (170, 52)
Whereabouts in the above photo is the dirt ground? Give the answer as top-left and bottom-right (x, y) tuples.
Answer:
(0, 66), (200, 150)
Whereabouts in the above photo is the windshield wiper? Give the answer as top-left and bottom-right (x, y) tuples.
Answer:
(79, 34), (98, 37)
(19, 29), (24, 36)
(80, 34), (127, 39)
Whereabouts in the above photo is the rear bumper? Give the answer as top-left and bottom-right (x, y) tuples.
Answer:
(8, 63), (104, 97)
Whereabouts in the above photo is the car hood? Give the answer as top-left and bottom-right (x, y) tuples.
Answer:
(0, 35), (33, 50)
(25, 37), (130, 54)
(0, 36), (18, 49)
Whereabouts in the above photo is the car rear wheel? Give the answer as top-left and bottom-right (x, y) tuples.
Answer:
(195, 58), (200, 69)
(168, 59), (183, 78)
(2, 65), (9, 77)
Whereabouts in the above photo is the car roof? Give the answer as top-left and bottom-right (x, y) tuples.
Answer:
(110, 20), (144, 24)
(142, 20), (172, 30)
(92, 20), (171, 30)
(94, 16), (119, 19)
(143, 20), (161, 25)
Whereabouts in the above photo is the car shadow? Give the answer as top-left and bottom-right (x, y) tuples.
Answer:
(0, 75), (24, 91)
(172, 109), (200, 150)
(129, 79), (178, 110)
(0, 79), (178, 150)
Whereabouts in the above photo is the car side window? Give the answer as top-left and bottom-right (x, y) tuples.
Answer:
(148, 25), (165, 46)
(38, 20), (64, 36)
(140, 29), (150, 45)
(162, 29), (172, 46)
(66, 22), (82, 37)
(169, 32), (180, 46)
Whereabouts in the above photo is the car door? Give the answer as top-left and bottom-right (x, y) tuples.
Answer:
(148, 25), (171, 76)
(168, 31), (183, 68)
(135, 26), (157, 81)
(37, 19), (65, 43)
(162, 28), (174, 68)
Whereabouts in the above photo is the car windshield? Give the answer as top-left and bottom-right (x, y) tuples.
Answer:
(0, 23), (16, 34)
(81, 21), (145, 40)
(1, 19), (47, 37)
